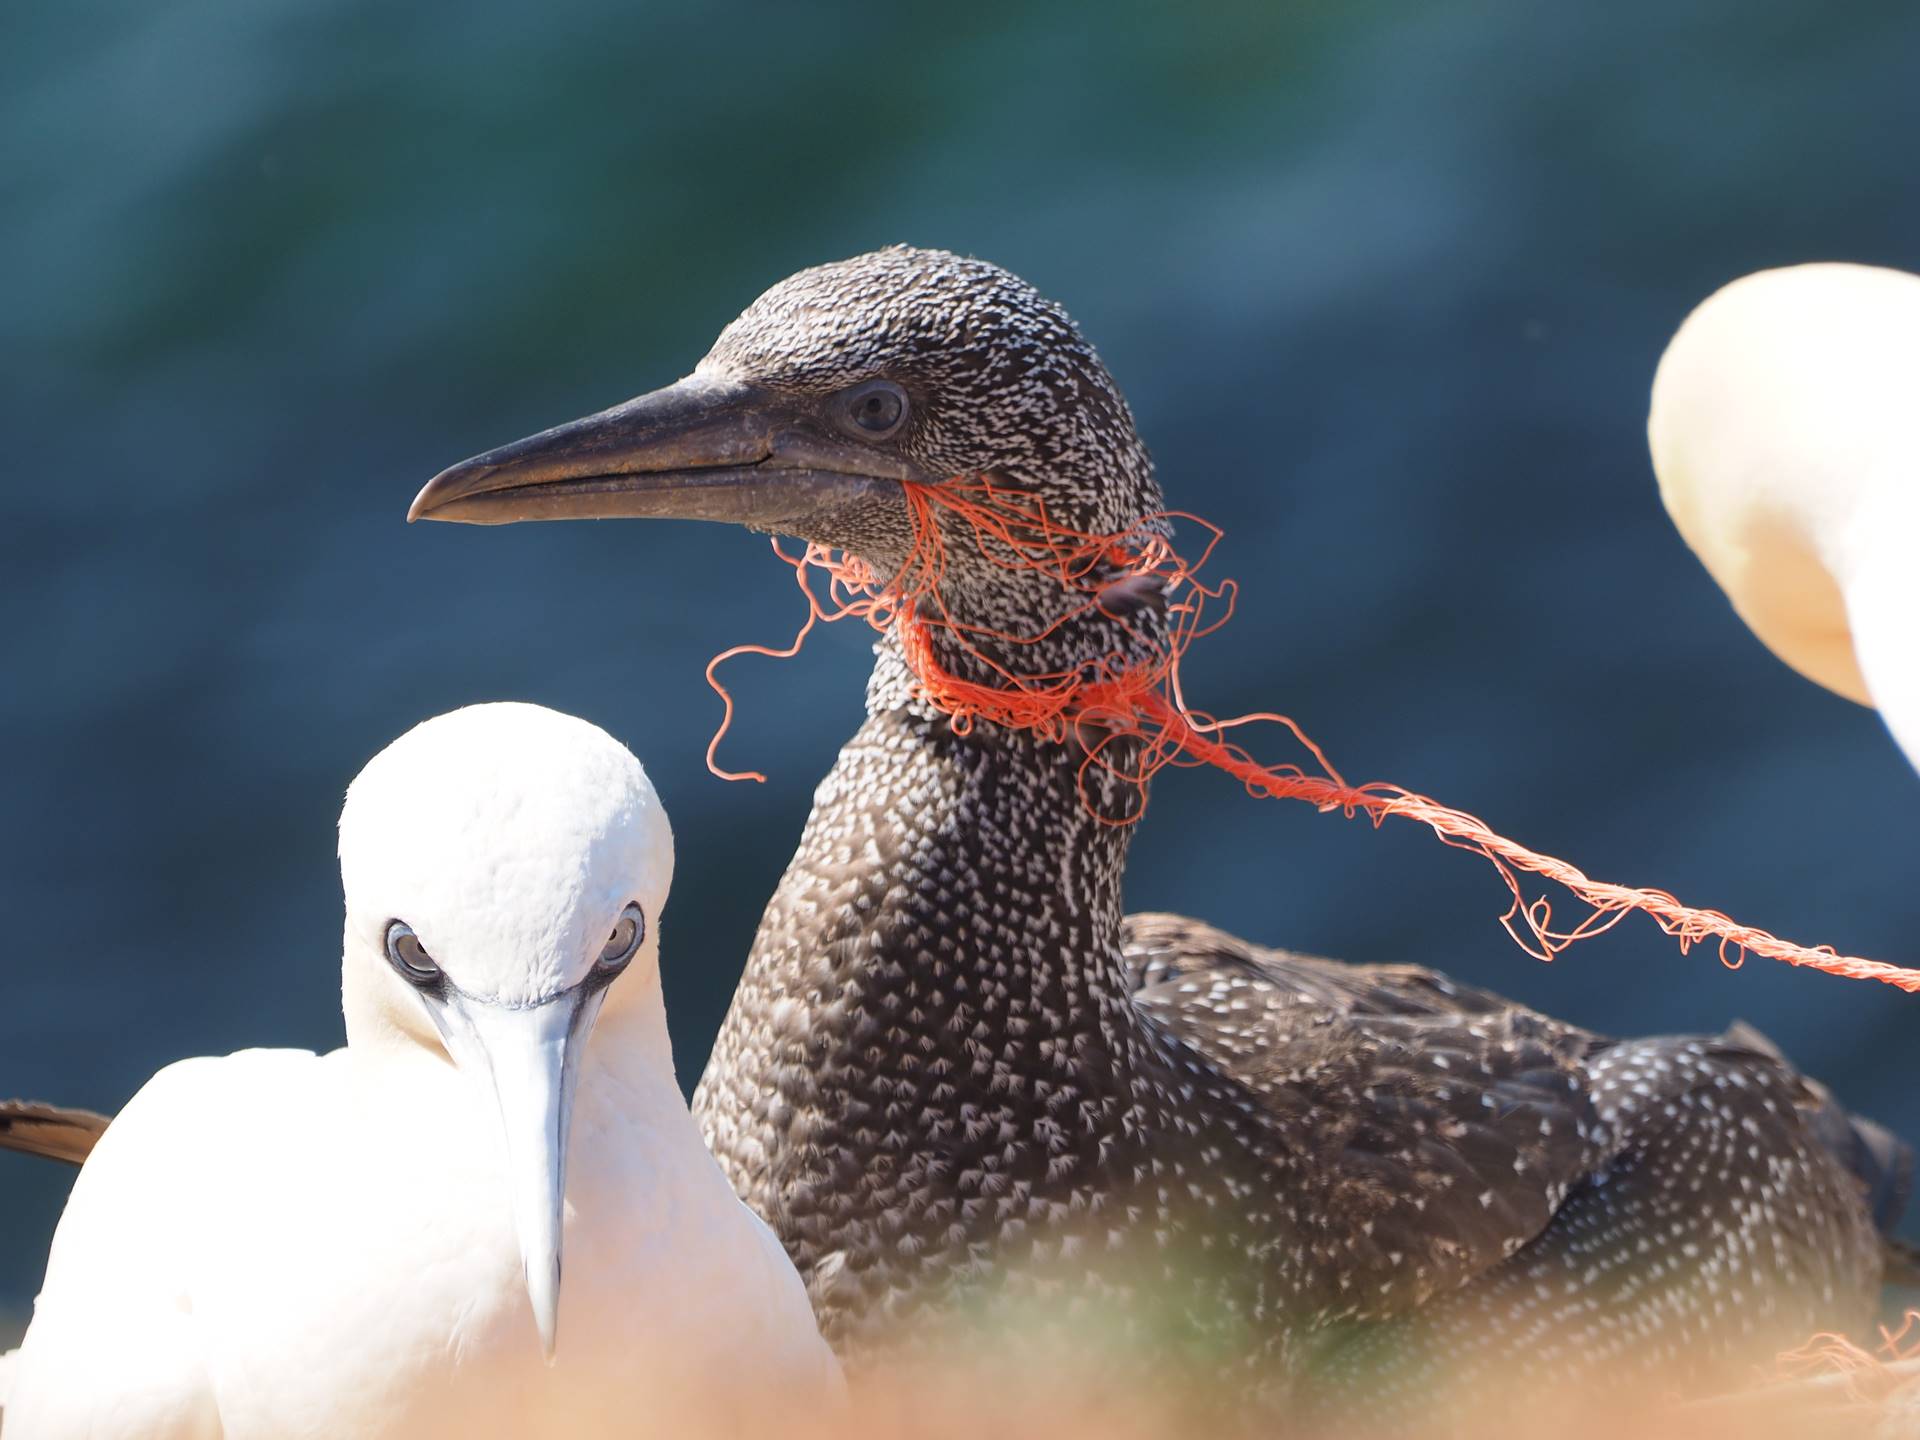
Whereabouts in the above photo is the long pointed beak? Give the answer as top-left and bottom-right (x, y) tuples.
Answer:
(433, 987), (607, 1361)
(408, 374), (925, 530)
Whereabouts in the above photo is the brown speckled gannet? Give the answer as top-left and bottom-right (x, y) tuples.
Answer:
(411, 248), (1911, 1418)
(2, 705), (838, 1438)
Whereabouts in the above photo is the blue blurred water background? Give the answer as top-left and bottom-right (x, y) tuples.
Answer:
(4, 0), (1918, 1324)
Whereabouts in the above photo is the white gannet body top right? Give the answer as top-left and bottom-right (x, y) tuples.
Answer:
(1650, 262), (1920, 773)
(3, 703), (840, 1439)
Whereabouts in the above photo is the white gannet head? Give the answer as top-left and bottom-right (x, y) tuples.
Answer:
(336, 701), (674, 1362)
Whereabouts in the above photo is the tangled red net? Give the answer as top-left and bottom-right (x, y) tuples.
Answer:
(703, 476), (1920, 992)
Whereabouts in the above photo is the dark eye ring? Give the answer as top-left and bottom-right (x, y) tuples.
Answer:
(839, 379), (908, 439)
(384, 921), (441, 987)
(596, 903), (646, 975)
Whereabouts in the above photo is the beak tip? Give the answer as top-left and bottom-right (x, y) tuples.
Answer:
(524, 1232), (565, 1363)
(530, 1276), (560, 1363)
(407, 477), (447, 524)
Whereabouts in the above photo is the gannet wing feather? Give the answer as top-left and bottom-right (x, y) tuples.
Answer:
(3, 1308), (220, 1438)
(2, 1055), (274, 1438)
(1123, 913), (1607, 1317)
(0, 1100), (111, 1166)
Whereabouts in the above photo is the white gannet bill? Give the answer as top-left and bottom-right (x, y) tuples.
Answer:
(3, 703), (840, 1438)
(1649, 262), (1920, 773)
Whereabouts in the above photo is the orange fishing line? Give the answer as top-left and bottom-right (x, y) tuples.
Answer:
(704, 477), (1920, 992)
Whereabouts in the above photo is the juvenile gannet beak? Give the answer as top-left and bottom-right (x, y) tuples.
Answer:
(431, 987), (607, 1362)
(408, 375), (928, 529)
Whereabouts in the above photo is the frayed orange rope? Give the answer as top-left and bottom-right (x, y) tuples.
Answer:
(705, 476), (1920, 992)
(1773, 1310), (1920, 1404)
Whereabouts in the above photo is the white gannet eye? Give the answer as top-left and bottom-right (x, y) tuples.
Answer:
(596, 903), (646, 976)
(385, 921), (442, 987)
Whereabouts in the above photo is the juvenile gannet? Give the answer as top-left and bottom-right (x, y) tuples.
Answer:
(1650, 261), (1920, 773)
(409, 248), (1910, 1418)
(2, 702), (839, 1438)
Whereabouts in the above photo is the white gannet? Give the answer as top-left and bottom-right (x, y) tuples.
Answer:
(1649, 261), (1920, 773)
(2, 702), (840, 1438)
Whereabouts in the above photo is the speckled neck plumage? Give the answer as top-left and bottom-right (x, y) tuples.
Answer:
(694, 629), (1174, 1328)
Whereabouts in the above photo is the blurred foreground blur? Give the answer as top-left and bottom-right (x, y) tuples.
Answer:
(624, 1333), (1918, 1438)
(4, 1265), (1914, 1433)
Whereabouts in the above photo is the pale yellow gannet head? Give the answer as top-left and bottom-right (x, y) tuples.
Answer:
(335, 702), (675, 1361)
(1649, 262), (1920, 707)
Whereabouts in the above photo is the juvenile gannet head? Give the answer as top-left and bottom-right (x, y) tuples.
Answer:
(337, 701), (674, 1361)
(408, 246), (1161, 581)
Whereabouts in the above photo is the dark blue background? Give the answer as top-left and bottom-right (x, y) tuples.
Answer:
(5, 0), (1917, 1329)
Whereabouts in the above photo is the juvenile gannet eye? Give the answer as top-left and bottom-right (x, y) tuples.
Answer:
(838, 379), (908, 439)
(384, 920), (441, 986)
(596, 903), (646, 975)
